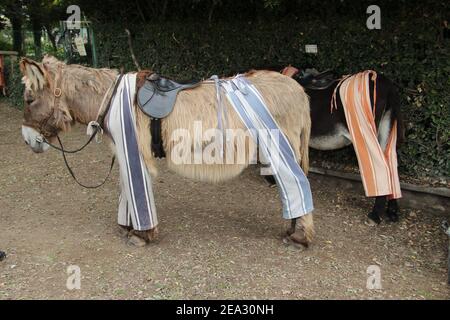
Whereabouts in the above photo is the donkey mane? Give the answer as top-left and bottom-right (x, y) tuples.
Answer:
(60, 64), (118, 94)
(23, 56), (119, 126)
(21, 55), (118, 101)
(60, 64), (118, 124)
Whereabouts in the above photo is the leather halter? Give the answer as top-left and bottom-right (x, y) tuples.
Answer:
(34, 63), (66, 138)
(38, 67), (124, 189)
(52, 63), (64, 110)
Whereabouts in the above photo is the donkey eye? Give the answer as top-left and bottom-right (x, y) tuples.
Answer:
(24, 91), (35, 105)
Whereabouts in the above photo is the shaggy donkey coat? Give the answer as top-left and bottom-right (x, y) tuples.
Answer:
(20, 56), (314, 244)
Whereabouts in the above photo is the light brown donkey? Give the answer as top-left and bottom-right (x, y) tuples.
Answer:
(20, 55), (313, 247)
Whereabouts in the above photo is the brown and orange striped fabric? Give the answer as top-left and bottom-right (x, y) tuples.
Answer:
(332, 71), (401, 199)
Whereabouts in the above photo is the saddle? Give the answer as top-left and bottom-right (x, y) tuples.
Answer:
(295, 69), (339, 90)
(137, 72), (200, 118)
(135, 71), (200, 158)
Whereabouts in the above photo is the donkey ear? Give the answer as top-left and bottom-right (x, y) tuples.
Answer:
(19, 58), (46, 91)
(42, 55), (64, 74)
(41, 55), (64, 84)
(42, 54), (60, 65)
(281, 66), (299, 78)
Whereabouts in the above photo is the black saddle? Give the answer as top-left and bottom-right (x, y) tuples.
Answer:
(136, 72), (200, 159)
(295, 69), (339, 90)
(137, 73), (200, 118)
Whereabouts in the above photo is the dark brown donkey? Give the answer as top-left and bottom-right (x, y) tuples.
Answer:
(282, 66), (405, 225)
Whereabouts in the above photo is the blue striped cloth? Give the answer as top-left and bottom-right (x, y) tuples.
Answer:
(106, 74), (158, 231)
(104, 73), (312, 232)
(221, 76), (314, 219)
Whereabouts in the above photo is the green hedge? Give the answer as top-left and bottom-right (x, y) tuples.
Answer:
(3, 17), (449, 179)
(3, 59), (23, 108)
(94, 19), (449, 178)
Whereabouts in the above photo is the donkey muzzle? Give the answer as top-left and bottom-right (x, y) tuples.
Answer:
(22, 125), (49, 153)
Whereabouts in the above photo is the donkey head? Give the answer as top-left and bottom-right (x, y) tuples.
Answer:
(20, 55), (73, 153)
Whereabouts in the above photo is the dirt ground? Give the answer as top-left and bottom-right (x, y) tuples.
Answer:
(0, 102), (449, 300)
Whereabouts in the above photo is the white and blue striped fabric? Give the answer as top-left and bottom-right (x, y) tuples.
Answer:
(105, 74), (158, 231)
(104, 73), (312, 232)
(220, 76), (314, 219)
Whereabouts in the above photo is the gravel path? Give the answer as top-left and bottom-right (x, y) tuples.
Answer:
(0, 102), (448, 299)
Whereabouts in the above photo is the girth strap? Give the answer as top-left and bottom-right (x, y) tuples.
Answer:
(150, 118), (165, 158)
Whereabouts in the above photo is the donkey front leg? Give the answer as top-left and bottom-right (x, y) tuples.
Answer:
(117, 178), (159, 247)
(128, 228), (159, 247)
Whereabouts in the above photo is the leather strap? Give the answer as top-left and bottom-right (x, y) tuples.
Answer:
(150, 118), (165, 158)
(57, 135), (116, 189)
(97, 73), (124, 128)
(41, 71), (125, 189)
(53, 64), (63, 110)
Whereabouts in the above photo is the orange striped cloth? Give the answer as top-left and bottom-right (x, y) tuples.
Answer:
(331, 71), (401, 199)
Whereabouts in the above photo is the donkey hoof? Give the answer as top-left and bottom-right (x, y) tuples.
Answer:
(0, 251), (6, 261)
(367, 211), (382, 225)
(386, 203), (399, 222)
(284, 230), (309, 249)
(126, 227), (159, 247)
(127, 235), (147, 247)
(290, 232), (309, 248)
(118, 226), (131, 238)
(146, 227), (159, 242)
(387, 211), (399, 223)
(264, 175), (276, 186)
(386, 201), (400, 223)
(286, 227), (296, 237)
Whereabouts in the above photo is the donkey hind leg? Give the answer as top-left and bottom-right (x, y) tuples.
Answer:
(285, 214), (314, 248)
(286, 218), (297, 236)
(386, 199), (400, 222)
(368, 196), (387, 224)
(263, 174), (276, 186)
(377, 109), (400, 223)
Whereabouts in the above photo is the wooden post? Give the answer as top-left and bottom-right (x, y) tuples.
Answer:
(0, 51), (19, 96)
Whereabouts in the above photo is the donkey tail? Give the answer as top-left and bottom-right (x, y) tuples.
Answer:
(300, 113), (311, 175)
(387, 84), (405, 145)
